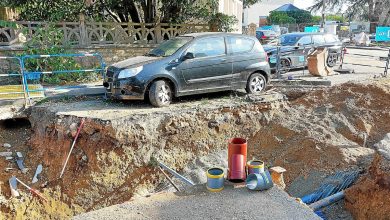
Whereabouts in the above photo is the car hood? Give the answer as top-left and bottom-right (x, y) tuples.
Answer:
(111, 56), (162, 69)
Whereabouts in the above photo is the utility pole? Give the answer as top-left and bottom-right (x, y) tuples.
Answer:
(321, 0), (326, 31)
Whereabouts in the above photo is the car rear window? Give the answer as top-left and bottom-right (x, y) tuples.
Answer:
(227, 36), (255, 54)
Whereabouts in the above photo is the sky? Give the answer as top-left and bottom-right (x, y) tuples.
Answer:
(294, 0), (315, 11)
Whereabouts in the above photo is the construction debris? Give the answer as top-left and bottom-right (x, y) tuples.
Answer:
(0, 151), (12, 157)
(5, 167), (14, 172)
(9, 176), (19, 197)
(270, 166), (287, 189)
(374, 133), (390, 160)
(15, 151), (27, 174)
(32, 164), (43, 184)
(150, 157), (195, 186)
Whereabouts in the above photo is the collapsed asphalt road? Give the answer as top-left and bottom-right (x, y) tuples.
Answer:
(1, 77), (390, 219)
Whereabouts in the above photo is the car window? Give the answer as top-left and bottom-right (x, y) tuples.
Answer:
(297, 35), (312, 45)
(324, 34), (339, 43)
(227, 36), (255, 54)
(279, 35), (301, 46)
(186, 37), (225, 58)
(148, 37), (192, 57)
(313, 35), (326, 44)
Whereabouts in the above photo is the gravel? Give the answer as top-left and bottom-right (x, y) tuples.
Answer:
(74, 185), (320, 220)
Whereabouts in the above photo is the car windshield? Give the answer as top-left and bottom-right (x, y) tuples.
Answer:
(279, 35), (301, 46)
(148, 37), (192, 57)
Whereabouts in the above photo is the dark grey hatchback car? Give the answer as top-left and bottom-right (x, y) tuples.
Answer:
(103, 32), (271, 107)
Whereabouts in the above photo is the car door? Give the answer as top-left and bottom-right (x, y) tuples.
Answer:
(226, 36), (259, 89)
(179, 36), (232, 92)
(293, 35), (313, 67)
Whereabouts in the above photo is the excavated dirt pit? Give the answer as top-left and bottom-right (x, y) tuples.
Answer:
(345, 154), (390, 220)
(1, 79), (390, 219)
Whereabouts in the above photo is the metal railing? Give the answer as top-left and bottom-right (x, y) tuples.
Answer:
(0, 53), (106, 106)
(340, 45), (390, 77)
(270, 44), (389, 78)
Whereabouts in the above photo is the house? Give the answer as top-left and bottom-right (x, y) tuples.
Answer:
(218, 0), (243, 33)
(243, 0), (295, 26)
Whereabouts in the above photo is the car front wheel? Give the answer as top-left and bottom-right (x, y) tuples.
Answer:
(246, 73), (267, 94)
(149, 80), (173, 107)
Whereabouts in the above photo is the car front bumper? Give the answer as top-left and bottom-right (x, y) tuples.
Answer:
(104, 78), (145, 100)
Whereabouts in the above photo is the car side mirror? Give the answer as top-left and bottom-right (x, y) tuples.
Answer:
(182, 52), (194, 60)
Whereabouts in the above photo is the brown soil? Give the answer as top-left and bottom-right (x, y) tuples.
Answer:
(345, 154), (390, 220)
(249, 82), (390, 184)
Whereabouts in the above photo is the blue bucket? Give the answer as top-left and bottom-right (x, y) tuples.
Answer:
(206, 168), (225, 192)
(246, 170), (273, 191)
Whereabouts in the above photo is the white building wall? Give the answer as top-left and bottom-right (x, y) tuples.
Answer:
(243, 0), (294, 27)
(218, 0), (243, 33)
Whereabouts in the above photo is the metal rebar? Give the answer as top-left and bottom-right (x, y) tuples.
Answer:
(159, 167), (180, 192)
(158, 161), (195, 186)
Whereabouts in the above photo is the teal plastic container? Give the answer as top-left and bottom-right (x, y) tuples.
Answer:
(246, 169), (273, 191)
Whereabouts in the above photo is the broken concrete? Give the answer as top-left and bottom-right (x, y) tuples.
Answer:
(374, 133), (390, 160)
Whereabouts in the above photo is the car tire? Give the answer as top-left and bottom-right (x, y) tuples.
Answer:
(279, 58), (291, 74)
(327, 53), (338, 67)
(246, 73), (267, 94)
(148, 80), (173, 107)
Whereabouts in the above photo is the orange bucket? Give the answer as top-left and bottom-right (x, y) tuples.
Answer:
(228, 138), (247, 181)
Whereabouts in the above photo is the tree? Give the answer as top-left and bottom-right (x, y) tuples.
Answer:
(243, 0), (262, 8)
(310, 0), (390, 26)
(2, 0), (232, 24)
(268, 10), (312, 25)
(268, 12), (296, 24)
(312, 14), (346, 23)
(1, 0), (84, 22)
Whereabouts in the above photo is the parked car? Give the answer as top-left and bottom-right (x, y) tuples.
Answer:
(263, 32), (343, 72)
(256, 30), (278, 44)
(103, 32), (271, 107)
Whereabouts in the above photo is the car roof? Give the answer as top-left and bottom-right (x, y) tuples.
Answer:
(282, 32), (333, 36)
(181, 32), (253, 38)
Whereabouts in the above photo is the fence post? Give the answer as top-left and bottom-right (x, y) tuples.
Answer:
(79, 14), (87, 46)
(247, 23), (257, 37)
(155, 23), (162, 44)
(276, 46), (281, 79)
(383, 48), (390, 77)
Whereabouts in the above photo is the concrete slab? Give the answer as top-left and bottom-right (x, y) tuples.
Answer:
(0, 99), (28, 120)
(73, 185), (320, 220)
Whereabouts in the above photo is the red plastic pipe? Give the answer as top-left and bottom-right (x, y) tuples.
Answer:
(228, 138), (247, 181)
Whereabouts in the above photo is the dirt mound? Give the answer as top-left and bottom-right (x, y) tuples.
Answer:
(345, 154), (390, 220)
(248, 83), (390, 184)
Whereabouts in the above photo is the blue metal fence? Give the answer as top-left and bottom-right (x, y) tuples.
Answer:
(0, 53), (106, 106)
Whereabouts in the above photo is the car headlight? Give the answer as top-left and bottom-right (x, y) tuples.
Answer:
(117, 66), (143, 79)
